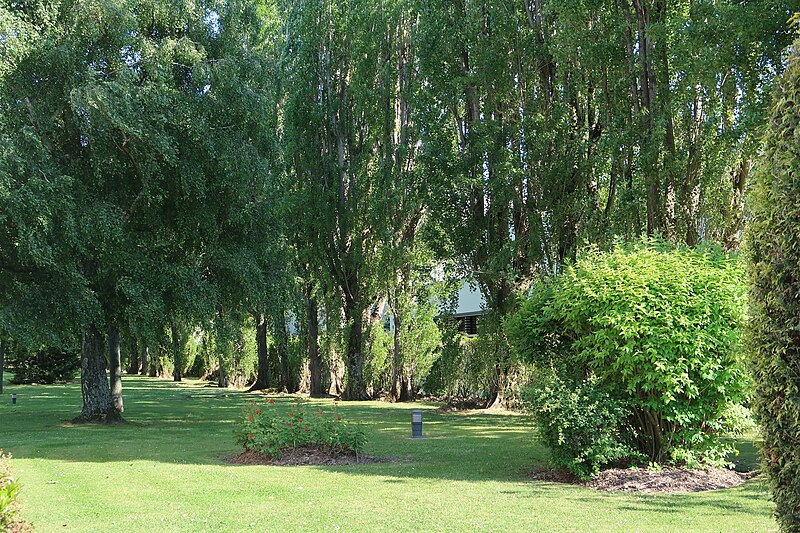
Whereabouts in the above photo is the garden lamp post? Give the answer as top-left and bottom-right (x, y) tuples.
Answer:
(411, 409), (422, 438)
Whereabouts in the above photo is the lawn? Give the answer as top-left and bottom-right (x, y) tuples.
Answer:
(0, 375), (776, 532)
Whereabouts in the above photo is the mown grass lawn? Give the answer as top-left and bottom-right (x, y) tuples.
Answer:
(0, 375), (775, 532)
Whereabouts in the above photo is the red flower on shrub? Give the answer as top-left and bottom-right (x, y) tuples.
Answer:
(248, 415), (253, 421)
(269, 399), (275, 404)
(305, 425), (309, 431)
(337, 417), (341, 421)
(249, 433), (254, 439)
(289, 423), (294, 427)
(343, 445), (348, 450)
(290, 412), (294, 418)
(255, 410), (260, 415)
(298, 419), (303, 423)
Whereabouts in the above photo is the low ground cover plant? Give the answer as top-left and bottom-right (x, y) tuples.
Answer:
(235, 399), (366, 458)
(509, 240), (749, 477)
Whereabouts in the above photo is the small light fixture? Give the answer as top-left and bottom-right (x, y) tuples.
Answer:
(11, 394), (16, 405)
(411, 409), (422, 438)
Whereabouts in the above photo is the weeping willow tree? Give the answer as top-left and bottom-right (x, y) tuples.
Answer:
(0, 0), (277, 420)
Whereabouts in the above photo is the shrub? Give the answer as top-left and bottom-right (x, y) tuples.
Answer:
(523, 374), (637, 479)
(235, 399), (366, 458)
(744, 36), (800, 530)
(0, 450), (29, 532)
(509, 239), (748, 468)
(9, 347), (80, 384)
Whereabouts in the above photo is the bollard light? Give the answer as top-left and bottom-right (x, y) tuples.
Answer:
(411, 409), (422, 438)
(11, 394), (16, 405)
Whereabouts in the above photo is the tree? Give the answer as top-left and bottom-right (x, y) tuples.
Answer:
(0, 0), (276, 420)
(745, 33), (800, 531)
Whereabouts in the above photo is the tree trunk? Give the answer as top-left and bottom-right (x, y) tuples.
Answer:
(218, 356), (229, 388)
(307, 288), (323, 397)
(76, 325), (122, 423)
(343, 307), (369, 400)
(329, 345), (343, 396)
(248, 313), (271, 391)
(276, 310), (293, 393)
(108, 325), (124, 413)
(148, 346), (158, 377)
(487, 363), (508, 410)
(390, 313), (404, 402)
(140, 343), (149, 375)
(171, 322), (182, 382)
(0, 338), (4, 395)
(127, 337), (139, 375)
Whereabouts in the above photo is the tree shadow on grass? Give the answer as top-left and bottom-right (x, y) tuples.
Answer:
(0, 373), (768, 520)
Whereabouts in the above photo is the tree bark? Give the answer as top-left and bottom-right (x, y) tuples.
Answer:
(275, 309), (293, 393)
(127, 337), (139, 375)
(0, 338), (4, 395)
(76, 325), (122, 423)
(390, 313), (404, 402)
(329, 345), (343, 396)
(307, 288), (323, 397)
(343, 307), (370, 400)
(171, 322), (182, 382)
(108, 324), (124, 413)
(140, 343), (149, 375)
(248, 313), (271, 391)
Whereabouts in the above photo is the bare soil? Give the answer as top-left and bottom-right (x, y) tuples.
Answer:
(527, 466), (756, 493)
(226, 446), (385, 466)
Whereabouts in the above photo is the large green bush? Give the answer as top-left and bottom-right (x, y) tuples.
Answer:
(9, 347), (80, 384)
(509, 240), (748, 469)
(745, 37), (800, 530)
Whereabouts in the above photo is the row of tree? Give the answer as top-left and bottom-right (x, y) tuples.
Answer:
(0, 0), (796, 420)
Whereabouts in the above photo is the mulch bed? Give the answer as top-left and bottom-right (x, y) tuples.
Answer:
(527, 466), (757, 493)
(226, 446), (385, 466)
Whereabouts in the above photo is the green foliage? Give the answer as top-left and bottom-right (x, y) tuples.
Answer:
(744, 36), (800, 530)
(236, 399), (366, 458)
(9, 347), (80, 384)
(0, 450), (26, 531)
(523, 375), (637, 479)
(509, 240), (748, 467)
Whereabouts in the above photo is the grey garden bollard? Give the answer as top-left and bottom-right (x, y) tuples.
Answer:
(411, 409), (422, 438)
(11, 393), (16, 405)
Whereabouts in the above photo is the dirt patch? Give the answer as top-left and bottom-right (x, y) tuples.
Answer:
(527, 466), (756, 493)
(226, 446), (386, 466)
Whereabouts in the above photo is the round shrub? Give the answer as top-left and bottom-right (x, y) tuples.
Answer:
(509, 240), (748, 468)
(744, 37), (800, 530)
(523, 375), (636, 479)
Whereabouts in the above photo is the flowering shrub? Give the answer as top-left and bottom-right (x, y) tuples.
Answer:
(235, 399), (367, 458)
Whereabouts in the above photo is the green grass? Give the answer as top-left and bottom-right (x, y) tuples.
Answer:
(0, 375), (776, 532)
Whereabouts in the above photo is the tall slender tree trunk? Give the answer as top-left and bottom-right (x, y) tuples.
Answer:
(275, 310), (293, 393)
(218, 354), (229, 388)
(307, 287), (323, 397)
(171, 322), (182, 382)
(248, 313), (271, 391)
(329, 345), (343, 396)
(390, 312), (404, 402)
(127, 338), (139, 375)
(343, 307), (369, 400)
(140, 343), (149, 375)
(0, 338), (5, 395)
(76, 325), (122, 423)
(148, 351), (158, 377)
(108, 325), (124, 413)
